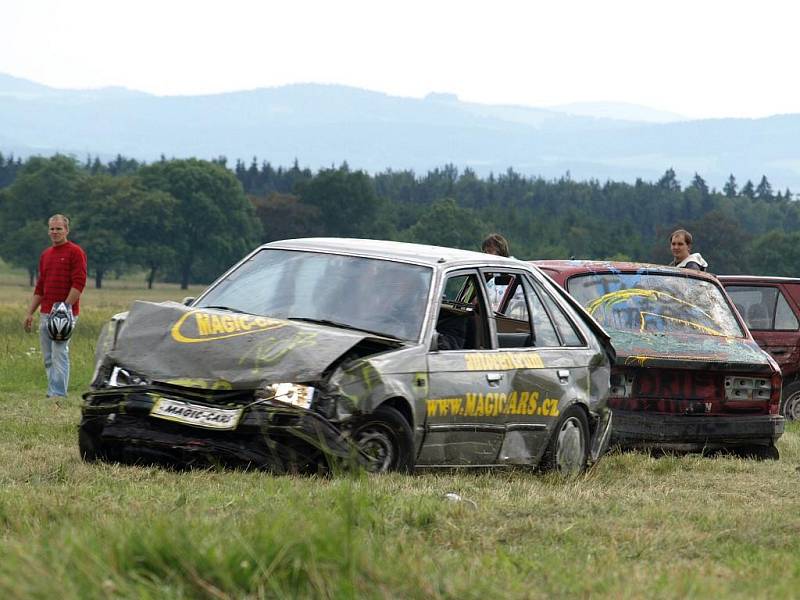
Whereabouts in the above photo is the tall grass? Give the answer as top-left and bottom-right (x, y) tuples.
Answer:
(1, 279), (799, 598)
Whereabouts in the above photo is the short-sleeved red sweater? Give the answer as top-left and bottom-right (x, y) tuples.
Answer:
(34, 241), (87, 315)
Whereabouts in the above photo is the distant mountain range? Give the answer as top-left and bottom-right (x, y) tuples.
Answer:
(1, 72), (799, 191)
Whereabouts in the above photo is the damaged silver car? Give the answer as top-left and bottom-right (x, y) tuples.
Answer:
(80, 239), (614, 474)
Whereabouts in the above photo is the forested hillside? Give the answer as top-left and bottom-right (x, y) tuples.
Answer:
(1, 152), (798, 287)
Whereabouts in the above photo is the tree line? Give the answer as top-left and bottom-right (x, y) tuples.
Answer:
(1, 152), (799, 289)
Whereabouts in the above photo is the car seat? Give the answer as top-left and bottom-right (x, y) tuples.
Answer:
(747, 304), (770, 330)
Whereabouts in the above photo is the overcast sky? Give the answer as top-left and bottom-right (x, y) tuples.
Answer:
(2, 0), (798, 119)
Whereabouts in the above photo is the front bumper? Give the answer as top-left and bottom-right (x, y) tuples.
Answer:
(611, 410), (785, 449)
(81, 388), (355, 471)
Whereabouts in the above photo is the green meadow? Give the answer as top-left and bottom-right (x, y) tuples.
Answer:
(1, 269), (799, 599)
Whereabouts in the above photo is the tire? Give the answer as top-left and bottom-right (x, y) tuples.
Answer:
(732, 444), (780, 461)
(541, 406), (590, 475)
(781, 381), (800, 422)
(78, 420), (119, 463)
(78, 425), (103, 462)
(351, 405), (414, 473)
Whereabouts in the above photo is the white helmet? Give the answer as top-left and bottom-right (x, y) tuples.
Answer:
(47, 302), (75, 341)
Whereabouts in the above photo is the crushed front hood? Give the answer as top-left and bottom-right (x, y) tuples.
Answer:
(102, 301), (394, 388)
(609, 330), (774, 372)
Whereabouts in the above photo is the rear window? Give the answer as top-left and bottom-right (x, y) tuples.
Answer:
(566, 273), (744, 338)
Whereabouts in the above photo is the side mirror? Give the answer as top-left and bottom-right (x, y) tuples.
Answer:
(182, 296), (195, 306)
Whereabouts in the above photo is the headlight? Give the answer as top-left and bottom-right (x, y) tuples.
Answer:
(107, 366), (150, 387)
(257, 383), (316, 409)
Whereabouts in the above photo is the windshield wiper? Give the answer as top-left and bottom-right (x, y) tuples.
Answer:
(198, 305), (255, 315)
(286, 317), (401, 340)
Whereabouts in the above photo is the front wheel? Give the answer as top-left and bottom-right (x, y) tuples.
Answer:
(351, 405), (414, 473)
(541, 406), (589, 475)
(781, 381), (800, 422)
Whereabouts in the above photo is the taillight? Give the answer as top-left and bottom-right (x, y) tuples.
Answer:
(723, 374), (782, 413)
(771, 372), (782, 414)
(610, 372), (633, 398)
(724, 376), (771, 401)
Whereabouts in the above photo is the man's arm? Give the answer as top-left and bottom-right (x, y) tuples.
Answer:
(69, 245), (88, 309)
(65, 287), (82, 307)
(23, 294), (43, 332)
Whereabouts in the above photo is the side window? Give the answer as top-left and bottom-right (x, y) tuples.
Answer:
(492, 274), (524, 319)
(523, 282), (561, 347)
(484, 272), (513, 312)
(534, 281), (585, 347)
(435, 272), (489, 351)
(493, 274), (533, 348)
(726, 286), (779, 330)
(775, 292), (799, 330)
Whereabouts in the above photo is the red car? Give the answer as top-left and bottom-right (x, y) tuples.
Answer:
(529, 261), (784, 458)
(719, 275), (800, 421)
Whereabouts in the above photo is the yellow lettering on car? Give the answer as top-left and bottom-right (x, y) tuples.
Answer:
(466, 393), (478, 416)
(209, 315), (224, 334)
(196, 313), (211, 336)
(426, 390), (560, 418)
(171, 310), (285, 343)
(426, 397), (464, 417)
(221, 315), (236, 333)
(465, 352), (544, 371)
(527, 391), (539, 415)
(508, 391), (518, 414)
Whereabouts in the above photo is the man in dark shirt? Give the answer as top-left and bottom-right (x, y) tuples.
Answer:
(23, 214), (87, 398)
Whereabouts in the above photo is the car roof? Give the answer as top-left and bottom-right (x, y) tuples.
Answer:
(717, 274), (800, 284)
(533, 259), (720, 283)
(263, 237), (524, 268)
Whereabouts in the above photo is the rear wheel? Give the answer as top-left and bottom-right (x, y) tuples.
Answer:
(351, 405), (414, 473)
(781, 381), (800, 421)
(541, 406), (589, 474)
(732, 444), (780, 461)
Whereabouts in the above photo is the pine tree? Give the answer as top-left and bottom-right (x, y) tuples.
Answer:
(755, 175), (773, 201)
(690, 173), (709, 196)
(657, 168), (681, 192)
(723, 174), (737, 197)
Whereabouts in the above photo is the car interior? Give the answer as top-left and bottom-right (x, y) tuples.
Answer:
(434, 271), (537, 350)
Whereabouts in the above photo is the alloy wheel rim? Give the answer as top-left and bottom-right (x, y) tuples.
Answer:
(785, 391), (800, 421)
(555, 417), (585, 474)
(356, 427), (395, 472)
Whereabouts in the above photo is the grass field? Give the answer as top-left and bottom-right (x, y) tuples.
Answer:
(1, 271), (799, 599)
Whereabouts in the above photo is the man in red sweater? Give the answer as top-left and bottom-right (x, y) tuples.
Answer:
(23, 214), (87, 398)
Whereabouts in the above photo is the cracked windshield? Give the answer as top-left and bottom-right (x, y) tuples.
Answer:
(567, 273), (743, 337)
(197, 249), (433, 341)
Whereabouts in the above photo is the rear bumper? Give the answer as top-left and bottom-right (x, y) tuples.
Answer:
(611, 410), (784, 449)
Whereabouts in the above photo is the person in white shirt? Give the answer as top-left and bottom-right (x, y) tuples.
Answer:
(669, 229), (708, 271)
(481, 234), (512, 310)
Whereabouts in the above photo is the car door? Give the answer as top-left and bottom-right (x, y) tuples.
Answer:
(494, 272), (596, 463)
(419, 269), (509, 466)
(725, 283), (800, 374)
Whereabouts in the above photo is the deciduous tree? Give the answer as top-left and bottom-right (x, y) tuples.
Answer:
(138, 159), (261, 289)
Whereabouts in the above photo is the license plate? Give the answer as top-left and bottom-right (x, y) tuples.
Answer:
(149, 396), (243, 430)
(633, 370), (717, 400)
